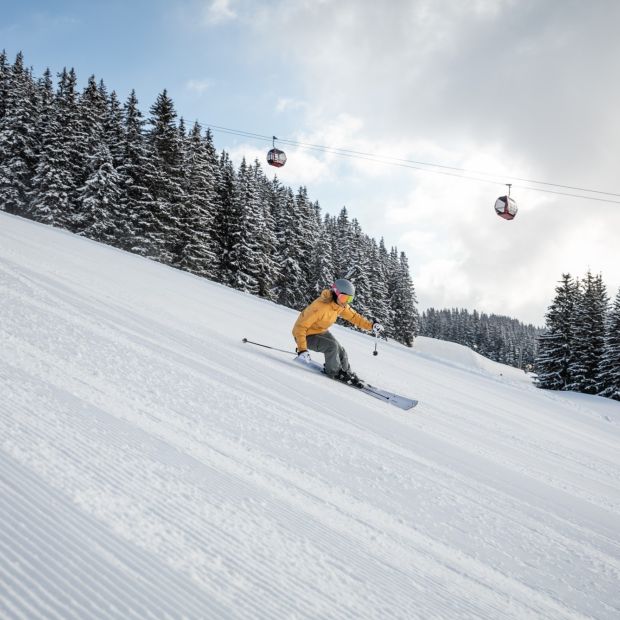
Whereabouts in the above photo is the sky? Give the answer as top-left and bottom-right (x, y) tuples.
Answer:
(2, 0), (620, 325)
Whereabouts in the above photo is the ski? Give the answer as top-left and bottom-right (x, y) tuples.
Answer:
(293, 357), (418, 410)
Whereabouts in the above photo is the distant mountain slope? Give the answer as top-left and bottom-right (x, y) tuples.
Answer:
(1, 212), (619, 619)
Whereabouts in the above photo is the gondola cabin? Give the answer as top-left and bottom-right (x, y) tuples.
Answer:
(494, 184), (518, 220)
(267, 147), (287, 168)
(494, 195), (518, 220)
(267, 135), (287, 168)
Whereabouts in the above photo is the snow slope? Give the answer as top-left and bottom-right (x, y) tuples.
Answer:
(1, 212), (619, 619)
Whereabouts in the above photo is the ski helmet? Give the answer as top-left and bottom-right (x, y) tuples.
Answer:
(331, 278), (355, 298)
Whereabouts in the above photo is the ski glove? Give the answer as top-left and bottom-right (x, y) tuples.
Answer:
(372, 322), (384, 334)
(297, 350), (311, 363)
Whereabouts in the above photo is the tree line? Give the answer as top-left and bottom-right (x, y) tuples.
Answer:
(419, 308), (544, 369)
(0, 51), (419, 345)
(534, 272), (620, 400)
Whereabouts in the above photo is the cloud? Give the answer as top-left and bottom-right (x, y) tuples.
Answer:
(239, 1), (620, 323)
(186, 78), (212, 94)
(275, 97), (308, 113)
(203, 0), (237, 24)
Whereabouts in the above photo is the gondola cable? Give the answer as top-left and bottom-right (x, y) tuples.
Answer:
(204, 123), (620, 205)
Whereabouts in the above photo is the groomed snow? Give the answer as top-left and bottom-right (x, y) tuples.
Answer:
(1, 212), (619, 619)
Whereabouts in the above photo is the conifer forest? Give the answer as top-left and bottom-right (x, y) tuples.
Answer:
(535, 272), (620, 401)
(419, 308), (544, 370)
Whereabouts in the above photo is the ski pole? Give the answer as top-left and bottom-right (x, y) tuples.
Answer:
(242, 338), (296, 355)
(373, 331), (379, 356)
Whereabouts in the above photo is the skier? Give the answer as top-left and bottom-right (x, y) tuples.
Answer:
(292, 279), (384, 387)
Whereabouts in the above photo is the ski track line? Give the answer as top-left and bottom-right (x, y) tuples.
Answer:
(4, 388), (600, 617)
(1, 487), (174, 620)
(4, 320), (620, 568)
(425, 391), (620, 470)
(4, 324), (620, 616)
(6, 314), (620, 572)
(256, 345), (620, 509)
(416, 408), (620, 515)
(3, 382), (406, 620)
(8, 356), (620, 604)
(1, 394), (402, 617)
(0, 451), (237, 620)
(0, 372), (584, 620)
(272, 361), (620, 542)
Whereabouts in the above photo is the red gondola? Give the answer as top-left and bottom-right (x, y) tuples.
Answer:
(267, 136), (287, 168)
(494, 184), (518, 220)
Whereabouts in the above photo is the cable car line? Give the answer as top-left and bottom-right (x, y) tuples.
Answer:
(204, 123), (620, 204)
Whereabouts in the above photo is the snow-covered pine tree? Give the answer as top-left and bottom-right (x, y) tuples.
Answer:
(73, 75), (110, 233)
(307, 212), (335, 298)
(273, 187), (307, 309)
(102, 88), (125, 170)
(389, 249), (419, 346)
(250, 160), (279, 300)
(598, 287), (620, 400)
(332, 207), (353, 280)
(29, 69), (79, 227)
(376, 238), (396, 330)
(147, 89), (186, 264)
(76, 143), (124, 244)
(55, 68), (83, 228)
(0, 49), (9, 120)
(225, 157), (263, 294)
(293, 186), (320, 299)
(78, 76), (107, 155)
(25, 68), (55, 221)
(534, 273), (579, 390)
(344, 219), (373, 319)
(0, 52), (38, 216)
(566, 271), (608, 394)
(174, 121), (219, 278)
(213, 151), (238, 284)
(117, 89), (157, 255)
(365, 238), (390, 327)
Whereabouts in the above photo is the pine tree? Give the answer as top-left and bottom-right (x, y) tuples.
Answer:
(273, 187), (306, 308)
(0, 49), (9, 120)
(54, 67), (82, 229)
(117, 89), (157, 255)
(0, 52), (38, 216)
(103, 88), (125, 169)
(567, 271), (608, 393)
(599, 288), (620, 400)
(332, 206), (353, 279)
(225, 157), (269, 295)
(76, 143), (124, 244)
(214, 151), (239, 284)
(250, 160), (279, 299)
(147, 89), (186, 264)
(29, 69), (79, 226)
(535, 274), (579, 390)
(389, 251), (419, 346)
(175, 121), (218, 277)
(307, 213), (335, 298)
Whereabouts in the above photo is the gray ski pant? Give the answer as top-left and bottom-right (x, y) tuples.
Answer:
(306, 331), (350, 377)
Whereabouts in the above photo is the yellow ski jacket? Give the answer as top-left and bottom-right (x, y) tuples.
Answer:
(292, 289), (373, 352)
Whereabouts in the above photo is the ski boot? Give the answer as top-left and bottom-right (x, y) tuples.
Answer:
(334, 369), (365, 389)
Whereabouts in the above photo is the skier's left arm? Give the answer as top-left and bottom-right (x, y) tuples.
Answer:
(340, 306), (374, 332)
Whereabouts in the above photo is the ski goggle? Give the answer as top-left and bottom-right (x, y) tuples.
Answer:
(336, 293), (354, 304)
